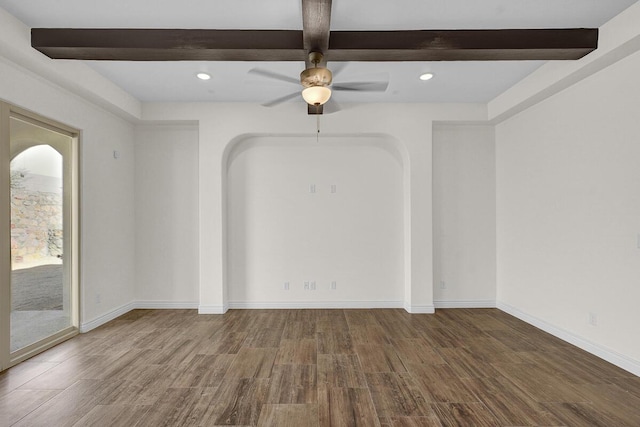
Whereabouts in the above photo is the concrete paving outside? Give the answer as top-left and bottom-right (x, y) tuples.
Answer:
(10, 261), (70, 352)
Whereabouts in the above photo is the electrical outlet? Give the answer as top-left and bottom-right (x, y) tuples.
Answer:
(331, 280), (337, 290)
(310, 281), (316, 290)
(283, 282), (290, 290)
(309, 184), (316, 194)
(589, 312), (598, 326)
(440, 280), (446, 289)
(331, 184), (337, 194)
(95, 293), (101, 304)
(304, 281), (310, 290)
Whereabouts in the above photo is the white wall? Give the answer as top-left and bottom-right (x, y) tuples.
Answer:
(134, 124), (199, 305)
(143, 102), (487, 313)
(0, 59), (137, 327)
(433, 125), (496, 306)
(496, 49), (640, 365)
(227, 136), (404, 306)
(0, 7), (141, 121)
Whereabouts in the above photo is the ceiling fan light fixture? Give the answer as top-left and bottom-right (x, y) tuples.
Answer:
(419, 72), (434, 81)
(302, 86), (332, 106)
(196, 72), (211, 80)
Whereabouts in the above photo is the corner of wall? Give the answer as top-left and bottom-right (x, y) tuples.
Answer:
(498, 302), (640, 377)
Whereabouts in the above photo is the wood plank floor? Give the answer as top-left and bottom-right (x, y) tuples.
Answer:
(1, 308), (639, 426)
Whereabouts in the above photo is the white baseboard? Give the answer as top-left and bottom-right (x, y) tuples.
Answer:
(198, 304), (228, 314)
(434, 300), (496, 309)
(227, 300), (404, 310)
(80, 300), (426, 331)
(77, 300), (441, 333)
(136, 301), (198, 309)
(497, 301), (640, 377)
(80, 302), (136, 333)
(403, 304), (436, 314)
(80, 301), (198, 332)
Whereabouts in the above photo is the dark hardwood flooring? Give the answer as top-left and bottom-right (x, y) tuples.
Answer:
(1, 308), (639, 426)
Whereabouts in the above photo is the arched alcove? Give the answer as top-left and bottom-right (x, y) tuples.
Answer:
(224, 134), (407, 307)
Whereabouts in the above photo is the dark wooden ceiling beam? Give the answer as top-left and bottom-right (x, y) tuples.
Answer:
(328, 29), (598, 61)
(32, 28), (598, 62)
(31, 28), (305, 61)
(301, 0), (332, 67)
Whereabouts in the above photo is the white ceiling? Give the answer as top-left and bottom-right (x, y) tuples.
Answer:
(1, 0), (637, 104)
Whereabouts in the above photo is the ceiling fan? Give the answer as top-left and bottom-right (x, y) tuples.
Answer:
(29, 0), (598, 115)
(249, 51), (389, 114)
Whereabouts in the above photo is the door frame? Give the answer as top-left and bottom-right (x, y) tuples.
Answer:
(0, 102), (80, 371)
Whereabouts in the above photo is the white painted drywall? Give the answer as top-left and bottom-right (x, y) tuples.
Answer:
(143, 102), (487, 312)
(0, 7), (141, 120)
(496, 48), (640, 362)
(488, 2), (640, 123)
(134, 124), (199, 304)
(226, 136), (404, 305)
(433, 124), (496, 306)
(0, 59), (136, 327)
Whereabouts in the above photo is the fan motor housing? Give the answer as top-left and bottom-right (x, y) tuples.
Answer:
(300, 67), (332, 88)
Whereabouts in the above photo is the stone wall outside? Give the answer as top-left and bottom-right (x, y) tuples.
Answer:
(10, 173), (63, 265)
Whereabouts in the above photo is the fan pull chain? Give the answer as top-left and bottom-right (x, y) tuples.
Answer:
(316, 112), (320, 143)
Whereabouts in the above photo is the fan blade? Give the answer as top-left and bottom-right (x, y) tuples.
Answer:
(248, 68), (300, 85)
(332, 81), (388, 92)
(263, 91), (300, 107)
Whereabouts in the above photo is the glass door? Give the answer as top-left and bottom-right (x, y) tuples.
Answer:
(1, 104), (79, 370)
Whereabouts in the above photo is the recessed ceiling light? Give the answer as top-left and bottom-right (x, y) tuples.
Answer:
(419, 72), (434, 81)
(196, 72), (211, 80)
